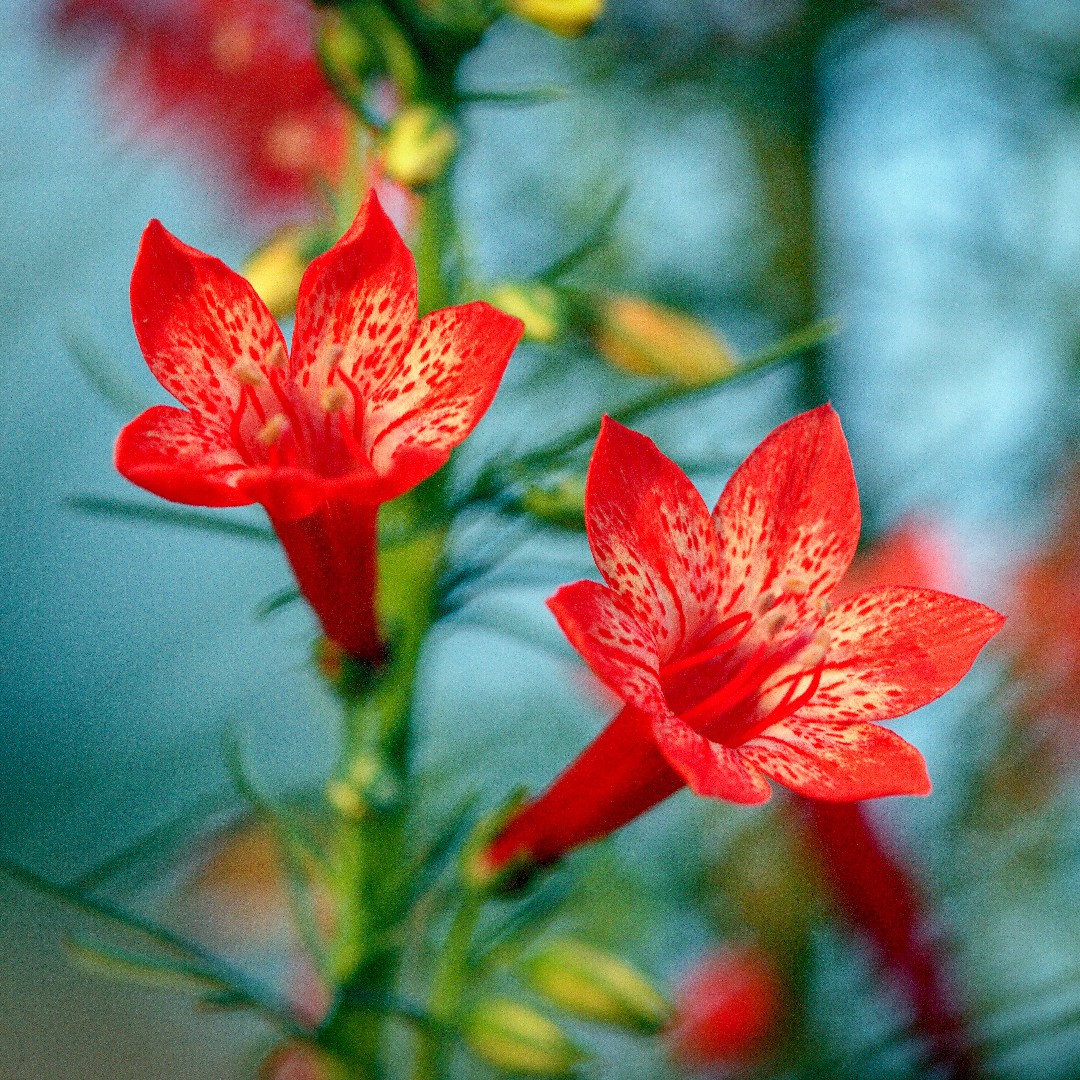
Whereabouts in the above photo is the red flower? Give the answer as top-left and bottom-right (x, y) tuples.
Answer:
(53, 0), (349, 218)
(484, 407), (1003, 871)
(115, 192), (523, 661)
(666, 946), (781, 1073)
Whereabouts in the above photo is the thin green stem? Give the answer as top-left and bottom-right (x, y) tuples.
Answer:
(412, 891), (482, 1080)
(456, 318), (836, 512)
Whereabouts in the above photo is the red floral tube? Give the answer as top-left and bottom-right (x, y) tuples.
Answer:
(798, 800), (977, 1077)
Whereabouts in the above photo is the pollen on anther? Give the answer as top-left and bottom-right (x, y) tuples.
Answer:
(257, 413), (289, 447)
(321, 385), (349, 414)
(325, 344), (344, 369)
(231, 358), (264, 386)
(265, 341), (288, 370)
(784, 577), (809, 595)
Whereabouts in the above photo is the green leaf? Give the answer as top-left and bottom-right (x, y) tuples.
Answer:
(69, 496), (277, 544)
(71, 792), (238, 894)
(457, 86), (571, 107)
(221, 733), (334, 982)
(60, 322), (154, 419)
(0, 854), (306, 1035)
(458, 316), (839, 512)
(66, 937), (232, 995)
(538, 187), (630, 284)
(255, 587), (301, 620)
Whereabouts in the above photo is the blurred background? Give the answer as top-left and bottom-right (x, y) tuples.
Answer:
(3, 0), (1080, 1075)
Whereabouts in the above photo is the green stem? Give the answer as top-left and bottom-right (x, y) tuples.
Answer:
(458, 318), (836, 510)
(412, 891), (482, 1080)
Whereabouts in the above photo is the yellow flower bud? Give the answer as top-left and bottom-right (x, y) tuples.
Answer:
(244, 227), (309, 320)
(523, 939), (671, 1034)
(592, 294), (737, 386)
(486, 282), (564, 343)
(464, 998), (585, 1076)
(506, 0), (603, 37)
(381, 105), (457, 189)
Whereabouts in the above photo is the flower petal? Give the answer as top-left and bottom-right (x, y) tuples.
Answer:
(130, 220), (287, 422)
(741, 718), (931, 799)
(547, 580), (666, 714)
(584, 418), (724, 662)
(652, 712), (771, 804)
(362, 301), (523, 487)
(115, 405), (255, 507)
(712, 405), (859, 622)
(290, 190), (418, 402)
(801, 586), (1005, 725)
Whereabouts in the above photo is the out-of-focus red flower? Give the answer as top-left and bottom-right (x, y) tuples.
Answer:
(53, 0), (348, 218)
(666, 946), (781, 1073)
(260, 1043), (343, 1080)
(115, 191), (523, 661)
(1007, 467), (1080, 735)
(836, 519), (951, 601)
(803, 521), (976, 1078)
(483, 407), (1003, 873)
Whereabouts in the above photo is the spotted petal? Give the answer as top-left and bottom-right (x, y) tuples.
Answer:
(800, 586), (1005, 725)
(114, 405), (254, 507)
(290, 190), (418, 401)
(712, 405), (859, 624)
(585, 418), (724, 663)
(130, 220), (287, 422)
(547, 580), (666, 714)
(652, 713), (772, 804)
(741, 718), (931, 800)
(362, 301), (524, 492)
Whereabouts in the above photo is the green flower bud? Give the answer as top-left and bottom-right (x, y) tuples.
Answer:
(381, 105), (457, 189)
(486, 282), (564, 343)
(518, 475), (585, 530)
(463, 998), (586, 1075)
(318, 12), (377, 97)
(523, 939), (671, 1034)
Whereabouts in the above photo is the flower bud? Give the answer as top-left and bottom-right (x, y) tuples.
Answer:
(506, 0), (603, 37)
(486, 282), (564, 343)
(318, 12), (377, 99)
(666, 946), (781, 1070)
(523, 938), (671, 1034)
(381, 105), (457, 189)
(591, 294), (737, 385)
(463, 998), (585, 1076)
(517, 474), (585, 530)
(244, 227), (309, 320)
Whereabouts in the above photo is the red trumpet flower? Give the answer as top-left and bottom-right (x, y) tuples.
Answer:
(485, 407), (1003, 872)
(115, 191), (523, 661)
(53, 0), (349, 218)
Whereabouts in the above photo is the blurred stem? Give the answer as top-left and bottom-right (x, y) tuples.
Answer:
(416, 175), (458, 314)
(411, 891), (482, 1080)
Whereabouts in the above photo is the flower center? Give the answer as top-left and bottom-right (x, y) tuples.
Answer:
(661, 597), (831, 749)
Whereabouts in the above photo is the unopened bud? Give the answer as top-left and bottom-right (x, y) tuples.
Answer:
(506, 0), (603, 36)
(591, 294), (737, 386)
(517, 475), (585, 531)
(381, 105), (457, 189)
(463, 998), (585, 1076)
(486, 282), (564, 343)
(318, 12), (376, 99)
(244, 228), (309, 320)
(523, 939), (671, 1034)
